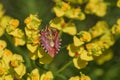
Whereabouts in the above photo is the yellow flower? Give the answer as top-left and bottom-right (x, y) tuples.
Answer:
(112, 19), (120, 34)
(6, 19), (19, 34)
(10, 54), (24, 67)
(14, 37), (25, 46)
(73, 57), (88, 69)
(50, 17), (77, 35)
(73, 31), (91, 46)
(25, 27), (39, 44)
(85, 0), (108, 17)
(8, 28), (25, 46)
(27, 69), (40, 80)
(0, 66), (5, 76)
(0, 40), (7, 51)
(67, 44), (90, 69)
(2, 49), (13, 69)
(53, 1), (70, 17)
(67, 43), (84, 57)
(89, 21), (109, 38)
(14, 63), (26, 79)
(40, 71), (54, 80)
(86, 43), (102, 56)
(79, 48), (93, 61)
(1, 74), (13, 80)
(80, 72), (91, 80)
(95, 49), (113, 65)
(27, 44), (38, 53)
(117, 0), (120, 8)
(100, 32), (115, 49)
(69, 72), (91, 80)
(69, 76), (80, 80)
(0, 16), (11, 37)
(24, 14), (42, 30)
(65, 7), (85, 20)
(10, 19), (19, 28)
(53, 1), (85, 20)
(10, 54), (26, 79)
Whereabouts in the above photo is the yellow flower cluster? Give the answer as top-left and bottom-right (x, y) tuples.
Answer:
(85, 0), (108, 17)
(6, 19), (25, 46)
(67, 20), (115, 69)
(24, 14), (53, 64)
(27, 69), (53, 80)
(53, 1), (85, 20)
(0, 4), (25, 46)
(0, 40), (26, 80)
(69, 72), (91, 80)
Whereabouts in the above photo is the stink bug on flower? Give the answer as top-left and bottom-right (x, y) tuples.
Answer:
(40, 26), (61, 57)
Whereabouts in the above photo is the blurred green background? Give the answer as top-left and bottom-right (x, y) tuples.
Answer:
(0, 0), (120, 80)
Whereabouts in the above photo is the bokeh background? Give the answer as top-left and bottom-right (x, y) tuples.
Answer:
(0, 0), (120, 80)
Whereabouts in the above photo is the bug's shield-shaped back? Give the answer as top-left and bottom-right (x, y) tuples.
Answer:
(40, 26), (61, 57)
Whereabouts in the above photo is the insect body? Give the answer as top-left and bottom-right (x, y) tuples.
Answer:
(40, 26), (61, 57)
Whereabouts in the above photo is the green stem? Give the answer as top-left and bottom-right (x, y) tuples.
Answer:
(57, 60), (72, 73)
(4, 33), (32, 72)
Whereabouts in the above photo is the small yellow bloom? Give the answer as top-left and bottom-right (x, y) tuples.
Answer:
(24, 14), (42, 30)
(89, 21), (109, 38)
(2, 74), (13, 80)
(117, 18), (120, 25)
(117, 0), (120, 8)
(10, 54), (24, 67)
(112, 24), (120, 34)
(86, 43), (102, 56)
(40, 71), (54, 80)
(27, 69), (40, 80)
(14, 63), (26, 78)
(27, 44), (38, 53)
(10, 59), (19, 67)
(80, 49), (93, 61)
(24, 17), (31, 24)
(67, 44), (80, 57)
(69, 72), (91, 80)
(0, 66), (5, 76)
(50, 17), (77, 35)
(73, 36), (84, 47)
(53, 2), (70, 17)
(2, 49), (13, 69)
(14, 37), (25, 46)
(0, 40), (7, 50)
(80, 72), (91, 80)
(85, 0), (108, 17)
(65, 7), (86, 20)
(10, 19), (19, 28)
(73, 57), (88, 69)
(95, 49), (113, 65)
(100, 32), (115, 49)
(53, 1), (85, 20)
(69, 76), (80, 80)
